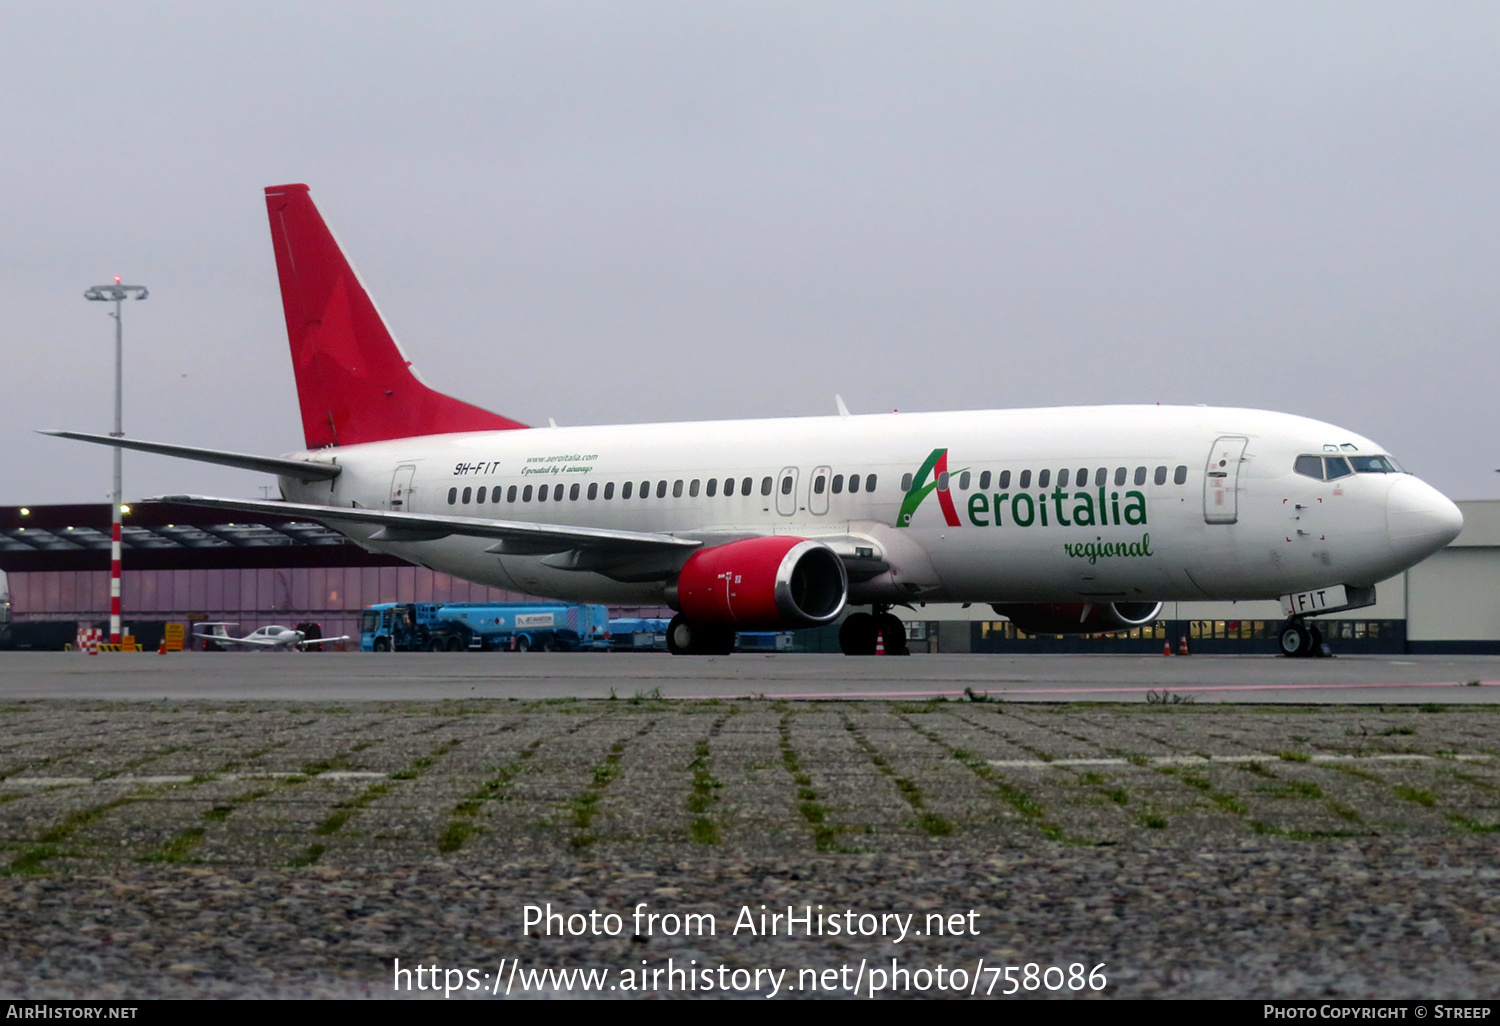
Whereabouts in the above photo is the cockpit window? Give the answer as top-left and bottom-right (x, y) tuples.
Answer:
(1294, 455), (1323, 480)
(1350, 455), (1400, 474)
(1324, 457), (1353, 480)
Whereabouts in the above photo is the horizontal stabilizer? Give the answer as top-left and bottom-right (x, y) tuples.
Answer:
(39, 431), (342, 481)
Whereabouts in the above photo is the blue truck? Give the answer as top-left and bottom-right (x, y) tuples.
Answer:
(361, 602), (610, 652)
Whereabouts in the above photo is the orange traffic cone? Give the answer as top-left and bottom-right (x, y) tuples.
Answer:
(1162, 641), (1173, 656)
(157, 639), (167, 655)
(875, 630), (886, 656)
(1179, 635), (1190, 656)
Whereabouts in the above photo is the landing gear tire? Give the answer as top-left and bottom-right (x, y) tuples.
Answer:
(840, 612), (878, 656)
(667, 615), (735, 655)
(874, 612), (910, 655)
(1279, 620), (1317, 657)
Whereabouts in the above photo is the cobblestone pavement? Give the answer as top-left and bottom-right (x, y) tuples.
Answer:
(2, 699), (1498, 998)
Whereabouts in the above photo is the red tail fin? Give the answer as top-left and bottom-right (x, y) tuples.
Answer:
(264, 184), (527, 448)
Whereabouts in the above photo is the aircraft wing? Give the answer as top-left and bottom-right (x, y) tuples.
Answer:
(39, 431), (342, 481)
(296, 635), (353, 648)
(152, 494), (704, 556)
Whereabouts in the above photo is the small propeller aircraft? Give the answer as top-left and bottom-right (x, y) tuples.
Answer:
(193, 623), (351, 651)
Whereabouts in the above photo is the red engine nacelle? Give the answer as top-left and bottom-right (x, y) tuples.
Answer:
(990, 601), (1163, 635)
(668, 537), (848, 630)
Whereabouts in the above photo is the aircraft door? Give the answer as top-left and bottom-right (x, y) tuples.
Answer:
(776, 466), (800, 516)
(390, 464), (417, 511)
(1203, 436), (1248, 524)
(809, 466), (831, 515)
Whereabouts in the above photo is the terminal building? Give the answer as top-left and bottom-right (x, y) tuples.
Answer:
(2, 500), (1496, 655)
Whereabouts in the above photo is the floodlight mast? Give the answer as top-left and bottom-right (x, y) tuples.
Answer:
(83, 279), (148, 645)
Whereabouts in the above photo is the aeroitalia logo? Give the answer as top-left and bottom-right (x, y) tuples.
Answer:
(897, 448), (963, 527)
(897, 448), (1150, 531)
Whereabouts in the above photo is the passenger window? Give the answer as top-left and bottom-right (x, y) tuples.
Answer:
(901, 472), (913, 491)
(1058, 469), (1070, 489)
(570, 483), (580, 501)
(462, 487), (472, 504)
(1095, 467), (1107, 487)
(1039, 469), (1050, 489)
(705, 478), (717, 497)
(507, 485), (517, 503)
(673, 480), (683, 498)
(640, 480), (649, 497)
(832, 474), (844, 494)
(959, 471), (971, 490)
(536, 485), (547, 502)
(1173, 466), (1187, 485)
(622, 481), (633, 499)
(1324, 457), (1353, 480)
(937, 471), (950, 491)
(476, 486), (487, 504)
(523, 485), (533, 502)
(690, 479), (700, 497)
(780, 475), (794, 495)
(1154, 466), (1167, 486)
(604, 482), (614, 500)
(744, 477), (755, 496)
(849, 474), (861, 493)
(447, 487), (457, 505)
(723, 477), (735, 497)
(1114, 467), (1126, 487)
(999, 470), (1011, 489)
(555, 484), (564, 501)
(657, 480), (668, 498)
(587, 482), (598, 500)
(1019, 470), (1031, 489)
(1294, 455), (1324, 480)
(867, 474), (876, 491)
(979, 470), (991, 490)
(813, 476), (826, 494)
(1134, 467), (1146, 486)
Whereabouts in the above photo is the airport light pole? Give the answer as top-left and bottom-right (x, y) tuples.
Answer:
(84, 278), (148, 645)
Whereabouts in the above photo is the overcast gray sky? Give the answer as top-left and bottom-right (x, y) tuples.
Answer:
(3, 1), (1497, 505)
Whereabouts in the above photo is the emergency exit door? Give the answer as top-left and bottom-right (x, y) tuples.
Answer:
(1203, 437), (1247, 524)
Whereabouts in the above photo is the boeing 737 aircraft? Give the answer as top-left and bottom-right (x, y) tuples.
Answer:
(46, 184), (1464, 657)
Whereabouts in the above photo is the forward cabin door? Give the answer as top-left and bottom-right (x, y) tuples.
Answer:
(1203, 437), (1248, 524)
(390, 464), (417, 511)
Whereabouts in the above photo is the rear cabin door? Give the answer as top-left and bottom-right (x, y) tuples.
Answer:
(1203, 436), (1248, 524)
(390, 464), (417, 511)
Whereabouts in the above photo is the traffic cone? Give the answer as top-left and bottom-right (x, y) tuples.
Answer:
(1162, 641), (1172, 656)
(157, 639), (167, 655)
(875, 630), (886, 656)
(1179, 635), (1190, 656)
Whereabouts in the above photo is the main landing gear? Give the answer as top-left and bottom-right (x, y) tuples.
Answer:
(839, 607), (910, 656)
(1278, 618), (1327, 658)
(666, 614), (736, 656)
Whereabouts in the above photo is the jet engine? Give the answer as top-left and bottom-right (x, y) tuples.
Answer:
(667, 537), (848, 630)
(990, 601), (1163, 635)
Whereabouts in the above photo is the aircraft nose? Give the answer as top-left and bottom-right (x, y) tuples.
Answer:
(1386, 476), (1463, 565)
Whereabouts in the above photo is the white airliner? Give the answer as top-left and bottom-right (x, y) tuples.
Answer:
(46, 184), (1464, 658)
(194, 622), (352, 651)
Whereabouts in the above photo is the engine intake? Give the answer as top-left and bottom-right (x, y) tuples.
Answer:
(670, 537), (848, 630)
(990, 601), (1163, 635)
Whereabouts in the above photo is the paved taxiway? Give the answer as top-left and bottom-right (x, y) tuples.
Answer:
(3, 650), (1500, 702)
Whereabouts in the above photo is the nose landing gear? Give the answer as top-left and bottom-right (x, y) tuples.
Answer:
(1279, 618), (1327, 658)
